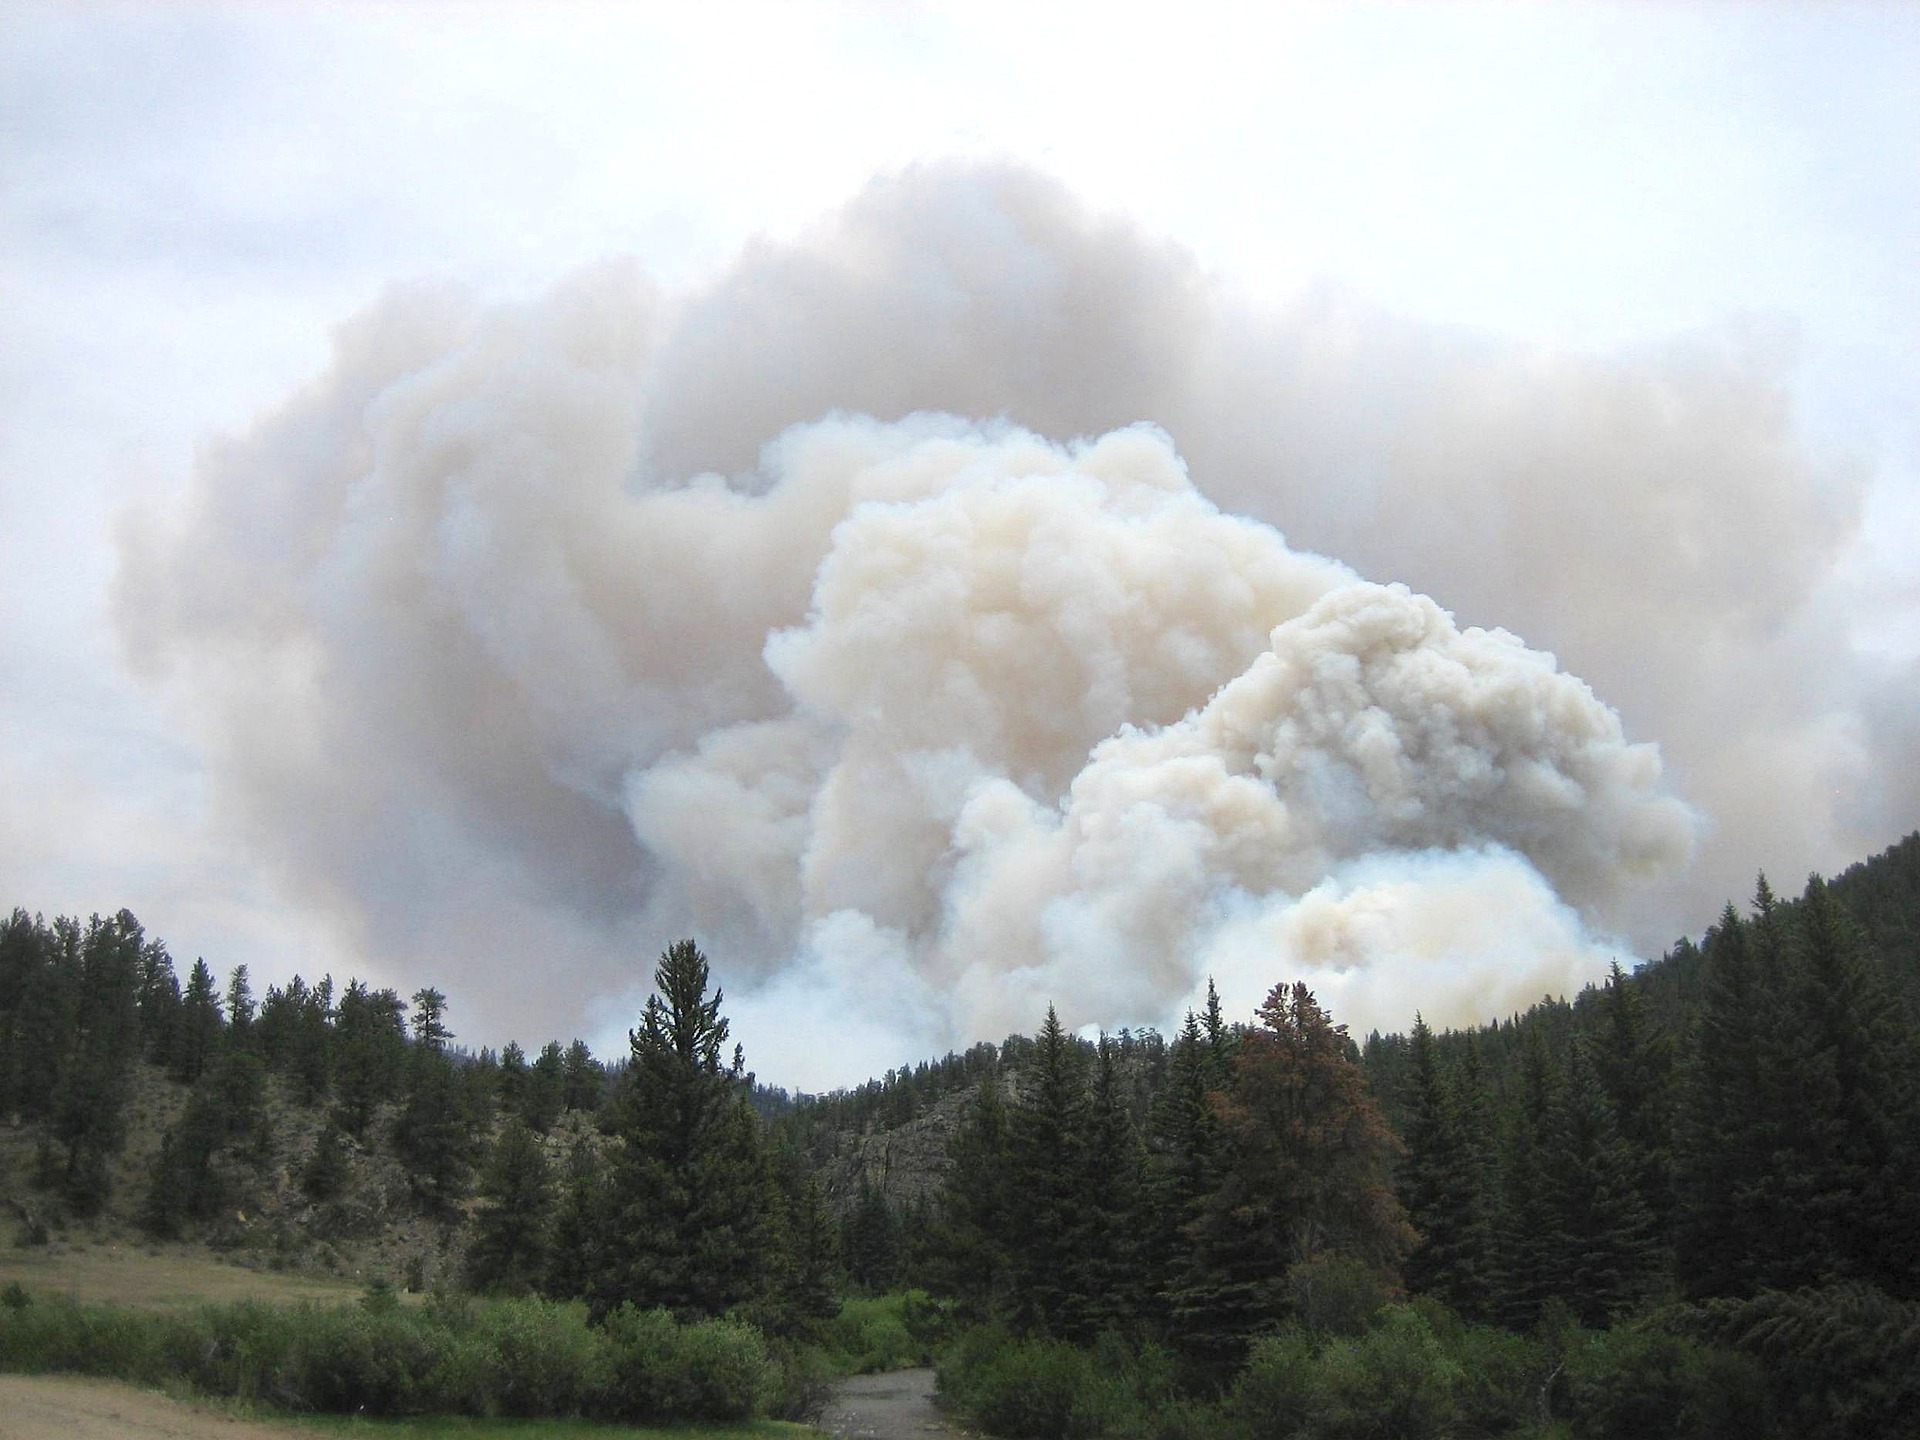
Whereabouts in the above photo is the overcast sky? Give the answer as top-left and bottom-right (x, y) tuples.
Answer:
(3, 2), (1915, 1090)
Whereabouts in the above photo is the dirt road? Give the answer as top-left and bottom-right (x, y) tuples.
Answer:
(0, 1374), (304, 1440)
(817, 1367), (971, 1439)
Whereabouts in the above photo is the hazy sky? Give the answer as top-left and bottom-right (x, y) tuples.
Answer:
(3, 2), (1915, 1089)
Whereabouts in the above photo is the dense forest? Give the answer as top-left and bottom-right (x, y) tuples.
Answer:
(3, 832), (1919, 1438)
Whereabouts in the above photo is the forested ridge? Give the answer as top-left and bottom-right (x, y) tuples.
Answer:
(3, 832), (1919, 1438)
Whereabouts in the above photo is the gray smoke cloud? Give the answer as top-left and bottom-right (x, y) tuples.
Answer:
(114, 162), (1898, 1076)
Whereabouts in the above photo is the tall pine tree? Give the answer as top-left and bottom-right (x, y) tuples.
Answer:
(589, 940), (772, 1321)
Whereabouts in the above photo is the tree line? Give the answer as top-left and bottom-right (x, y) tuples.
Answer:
(5, 830), (1919, 1437)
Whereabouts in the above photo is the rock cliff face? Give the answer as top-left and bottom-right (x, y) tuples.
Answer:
(809, 1083), (979, 1214)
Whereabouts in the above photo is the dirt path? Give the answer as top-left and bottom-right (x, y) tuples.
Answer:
(0, 1374), (305, 1440)
(817, 1367), (971, 1439)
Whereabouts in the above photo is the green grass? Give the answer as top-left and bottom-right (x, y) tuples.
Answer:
(0, 1245), (365, 1310)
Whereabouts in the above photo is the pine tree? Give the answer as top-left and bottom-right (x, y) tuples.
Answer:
(561, 1039), (602, 1112)
(933, 1067), (1014, 1320)
(783, 1174), (841, 1323)
(172, 958), (224, 1085)
(1147, 1011), (1225, 1338)
(51, 911), (146, 1212)
(393, 993), (471, 1215)
(845, 1178), (900, 1292)
(526, 1041), (567, 1131)
(136, 939), (182, 1067)
(1081, 1033), (1144, 1334)
(464, 1119), (553, 1295)
(332, 981), (408, 1137)
(497, 1041), (529, 1116)
(588, 940), (772, 1321)
(1540, 1040), (1658, 1325)
(1593, 960), (1675, 1249)
(1182, 982), (1412, 1367)
(1774, 875), (1920, 1295)
(1676, 891), (1792, 1299)
(301, 1116), (350, 1201)
(1400, 1016), (1494, 1320)
(223, 965), (256, 1052)
(543, 1134), (605, 1300)
(1006, 1005), (1092, 1337)
(1492, 1025), (1559, 1330)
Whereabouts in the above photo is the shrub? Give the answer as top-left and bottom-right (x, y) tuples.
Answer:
(1315, 1306), (1462, 1440)
(1229, 1327), (1321, 1438)
(1685, 1284), (1920, 1440)
(820, 1291), (926, 1372)
(470, 1297), (597, 1416)
(591, 1303), (771, 1423)
(940, 1329), (1128, 1440)
(1565, 1324), (1773, 1440)
(0, 1291), (774, 1425)
(765, 1338), (838, 1422)
(1447, 1320), (1549, 1437)
(1286, 1253), (1390, 1337)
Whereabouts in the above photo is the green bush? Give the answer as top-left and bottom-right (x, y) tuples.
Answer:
(0, 1291), (773, 1424)
(819, 1291), (927, 1372)
(1286, 1253), (1390, 1337)
(1228, 1326), (1320, 1437)
(764, 1338), (838, 1422)
(1566, 1324), (1774, 1440)
(470, 1297), (598, 1416)
(1319, 1306), (1461, 1440)
(592, 1303), (771, 1423)
(939, 1327), (1130, 1440)
(1447, 1320), (1548, 1437)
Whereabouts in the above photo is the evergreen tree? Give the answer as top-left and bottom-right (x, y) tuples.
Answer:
(589, 940), (772, 1320)
(1774, 875), (1920, 1295)
(1399, 1016), (1494, 1320)
(135, 939), (182, 1067)
(51, 911), (146, 1212)
(0, 911), (70, 1122)
(1147, 1011), (1225, 1337)
(1006, 1005), (1092, 1337)
(1540, 1040), (1658, 1325)
(172, 958), (224, 1085)
(543, 1134), (605, 1301)
(393, 992), (471, 1215)
(561, 1039), (602, 1112)
(526, 1041), (567, 1131)
(1182, 982), (1411, 1367)
(332, 981), (408, 1137)
(223, 965), (256, 1051)
(1492, 1025), (1559, 1330)
(783, 1174), (841, 1323)
(844, 1178), (900, 1292)
(933, 1066), (1015, 1320)
(142, 1046), (266, 1236)
(497, 1041), (528, 1116)
(1593, 959), (1675, 1248)
(301, 1116), (350, 1202)
(464, 1119), (552, 1295)
(1676, 893), (1790, 1299)
(1081, 1032), (1145, 1334)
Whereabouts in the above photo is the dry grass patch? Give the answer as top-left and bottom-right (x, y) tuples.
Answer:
(0, 1245), (362, 1309)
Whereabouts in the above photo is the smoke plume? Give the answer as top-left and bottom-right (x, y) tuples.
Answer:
(115, 163), (1895, 1081)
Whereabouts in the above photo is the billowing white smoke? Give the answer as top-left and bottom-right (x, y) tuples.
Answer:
(635, 447), (1695, 1048)
(123, 162), (1898, 1082)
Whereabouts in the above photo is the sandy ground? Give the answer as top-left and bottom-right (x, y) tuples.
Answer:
(0, 1374), (308, 1440)
(817, 1369), (970, 1440)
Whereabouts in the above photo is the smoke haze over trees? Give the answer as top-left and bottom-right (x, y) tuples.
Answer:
(104, 163), (1902, 1077)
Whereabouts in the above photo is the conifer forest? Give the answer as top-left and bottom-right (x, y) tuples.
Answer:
(5, 832), (1920, 1438)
